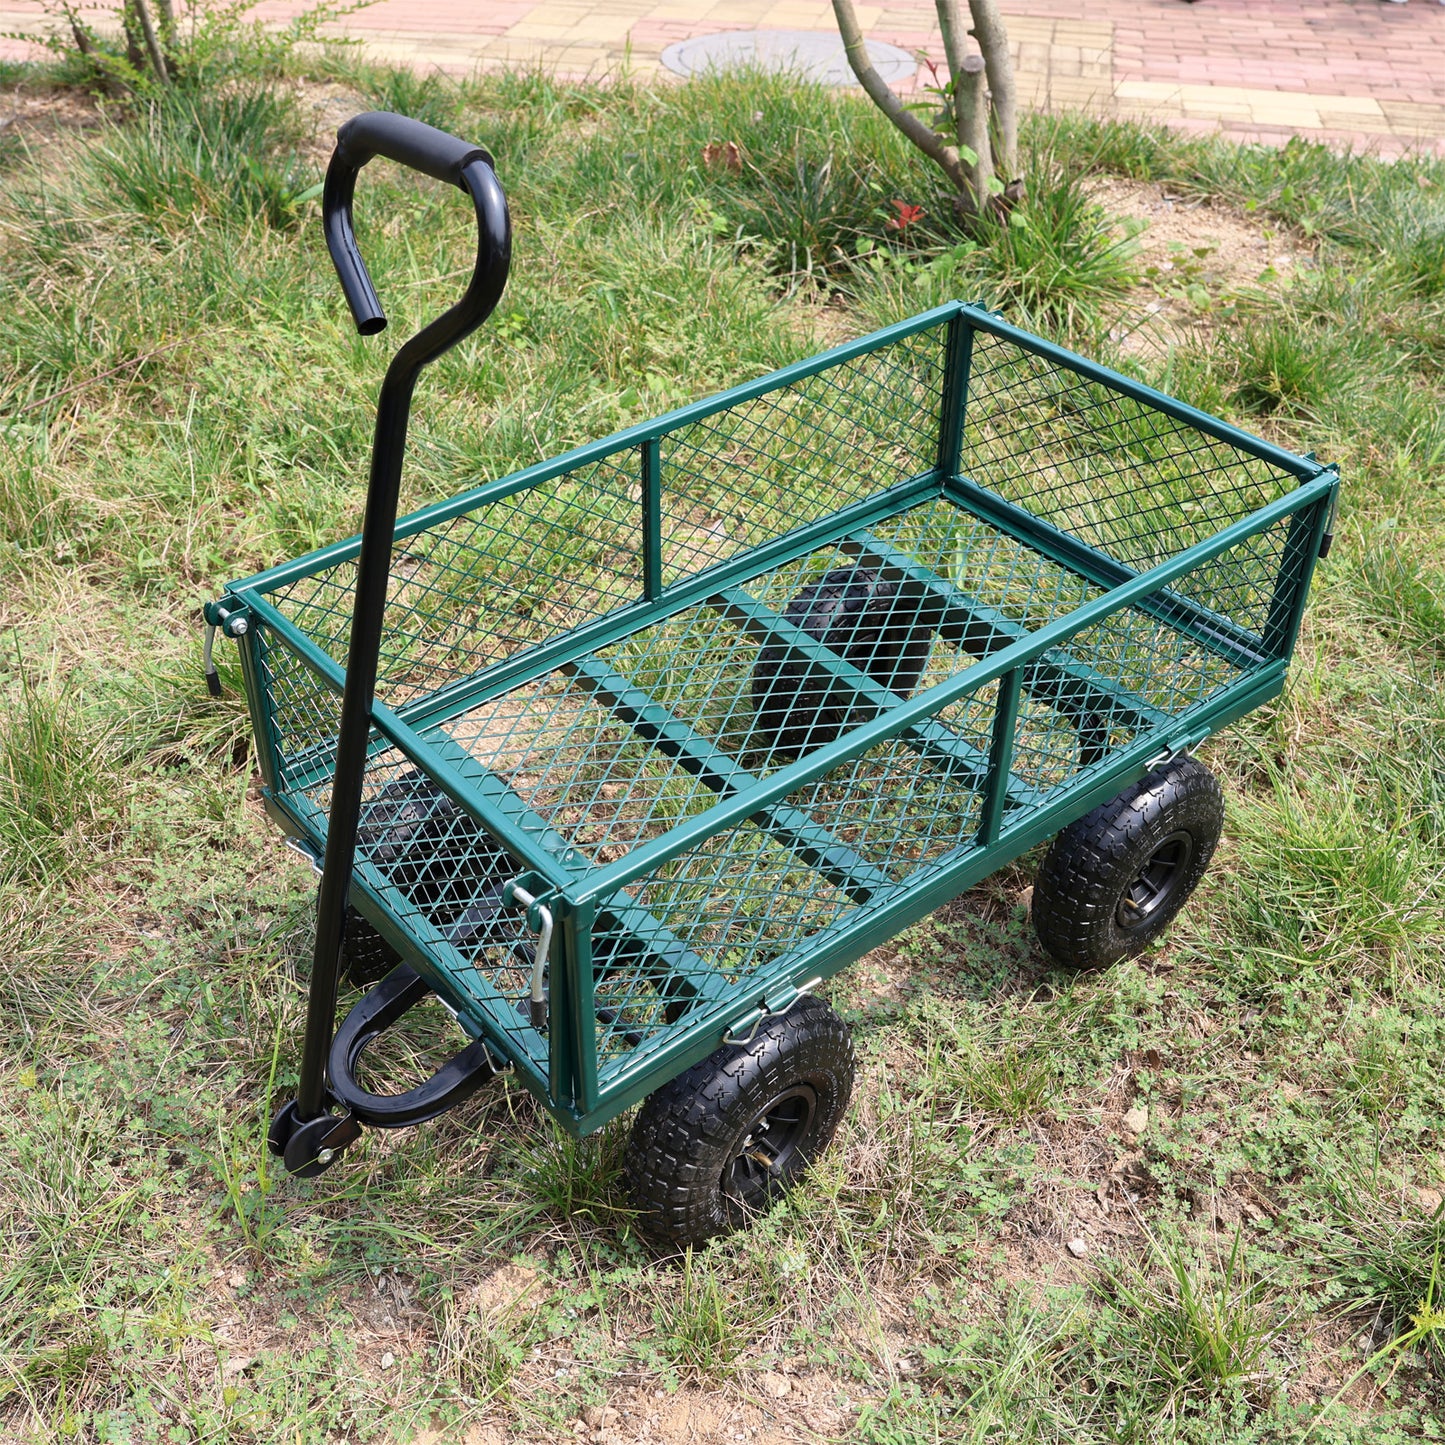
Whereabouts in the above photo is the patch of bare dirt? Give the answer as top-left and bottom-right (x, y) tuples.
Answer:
(1088, 178), (1315, 357)
(292, 78), (367, 164)
(553, 1374), (860, 1445)
(408, 1371), (861, 1445)
(0, 80), (103, 145)
(783, 295), (856, 354)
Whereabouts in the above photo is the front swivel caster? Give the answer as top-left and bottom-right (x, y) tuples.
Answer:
(267, 1098), (362, 1179)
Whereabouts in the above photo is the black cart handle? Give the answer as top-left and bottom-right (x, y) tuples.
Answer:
(286, 117), (511, 1138)
(322, 111), (511, 341)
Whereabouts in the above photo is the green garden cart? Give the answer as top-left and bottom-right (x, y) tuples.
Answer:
(209, 114), (1338, 1247)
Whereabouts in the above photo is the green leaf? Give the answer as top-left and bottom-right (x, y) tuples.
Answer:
(957, 144), (979, 169)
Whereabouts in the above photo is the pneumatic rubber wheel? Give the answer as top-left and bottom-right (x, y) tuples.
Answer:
(341, 771), (512, 988)
(340, 907), (402, 989)
(1032, 754), (1224, 970)
(751, 566), (935, 757)
(624, 995), (855, 1249)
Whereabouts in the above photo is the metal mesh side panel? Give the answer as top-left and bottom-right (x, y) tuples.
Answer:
(253, 627), (344, 792)
(658, 328), (945, 584)
(960, 332), (1301, 598)
(939, 514), (1295, 807)
(257, 322), (949, 718)
(252, 630), (548, 1069)
(263, 454), (643, 708)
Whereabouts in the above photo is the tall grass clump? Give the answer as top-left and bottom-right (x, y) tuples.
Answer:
(971, 161), (1139, 336)
(358, 66), (465, 133)
(0, 664), (121, 885)
(1354, 528), (1445, 658)
(639, 1251), (779, 1382)
(85, 87), (315, 232)
(1227, 758), (1445, 969)
(727, 140), (885, 286)
(1224, 314), (1365, 423)
(0, 428), (69, 551)
(1095, 1229), (1286, 1416)
(846, 134), (1140, 340)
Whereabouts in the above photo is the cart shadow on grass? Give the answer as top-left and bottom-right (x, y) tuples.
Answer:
(208, 114), (1337, 1249)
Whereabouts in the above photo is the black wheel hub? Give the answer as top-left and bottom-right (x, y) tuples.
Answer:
(723, 1084), (817, 1207)
(1116, 829), (1195, 931)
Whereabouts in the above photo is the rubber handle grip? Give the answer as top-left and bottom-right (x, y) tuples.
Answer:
(322, 113), (508, 337)
(334, 111), (492, 188)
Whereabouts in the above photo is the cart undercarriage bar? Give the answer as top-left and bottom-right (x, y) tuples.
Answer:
(840, 531), (1172, 735)
(561, 654), (895, 902)
(710, 588), (1039, 805)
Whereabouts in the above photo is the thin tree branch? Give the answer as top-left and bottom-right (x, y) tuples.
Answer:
(129, 0), (170, 83)
(936, 0), (992, 215)
(832, 0), (966, 190)
(933, 0), (971, 151)
(154, 0), (178, 65)
(59, 2), (92, 55)
(121, 2), (147, 75)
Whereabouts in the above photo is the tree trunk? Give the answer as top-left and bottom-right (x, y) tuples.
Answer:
(952, 54), (994, 217)
(832, 0), (967, 192)
(967, 0), (1019, 181)
(121, 0), (146, 74)
(130, 0), (170, 83)
(935, 0), (992, 216)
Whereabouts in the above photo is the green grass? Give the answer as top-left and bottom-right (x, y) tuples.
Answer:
(0, 51), (1443, 1445)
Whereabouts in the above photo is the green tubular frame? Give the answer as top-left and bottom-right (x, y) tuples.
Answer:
(221, 302), (1338, 1137)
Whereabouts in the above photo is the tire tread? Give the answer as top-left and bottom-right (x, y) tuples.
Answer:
(625, 996), (855, 1248)
(1032, 755), (1224, 970)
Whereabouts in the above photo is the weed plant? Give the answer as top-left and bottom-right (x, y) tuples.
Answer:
(0, 50), (1442, 1444)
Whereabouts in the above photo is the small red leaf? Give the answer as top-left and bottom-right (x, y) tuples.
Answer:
(885, 199), (926, 232)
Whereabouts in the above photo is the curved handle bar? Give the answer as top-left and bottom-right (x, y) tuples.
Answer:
(321, 110), (511, 343)
(293, 114), (512, 1129)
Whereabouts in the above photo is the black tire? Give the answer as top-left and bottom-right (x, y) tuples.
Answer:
(339, 771), (517, 988)
(751, 566), (935, 757)
(625, 995), (855, 1249)
(358, 770), (505, 908)
(357, 767), (510, 919)
(340, 905), (402, 989)
(339, 887), (512, 988)
(1032, 754), (1224, 970)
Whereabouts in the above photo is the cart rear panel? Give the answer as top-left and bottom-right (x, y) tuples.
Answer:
(223, 303), (1336, 1132)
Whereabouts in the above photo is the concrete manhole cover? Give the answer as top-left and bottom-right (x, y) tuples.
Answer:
(660, 29), (917, 88)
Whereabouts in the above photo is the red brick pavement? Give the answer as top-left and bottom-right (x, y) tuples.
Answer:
(2, 0), (1442, 155)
